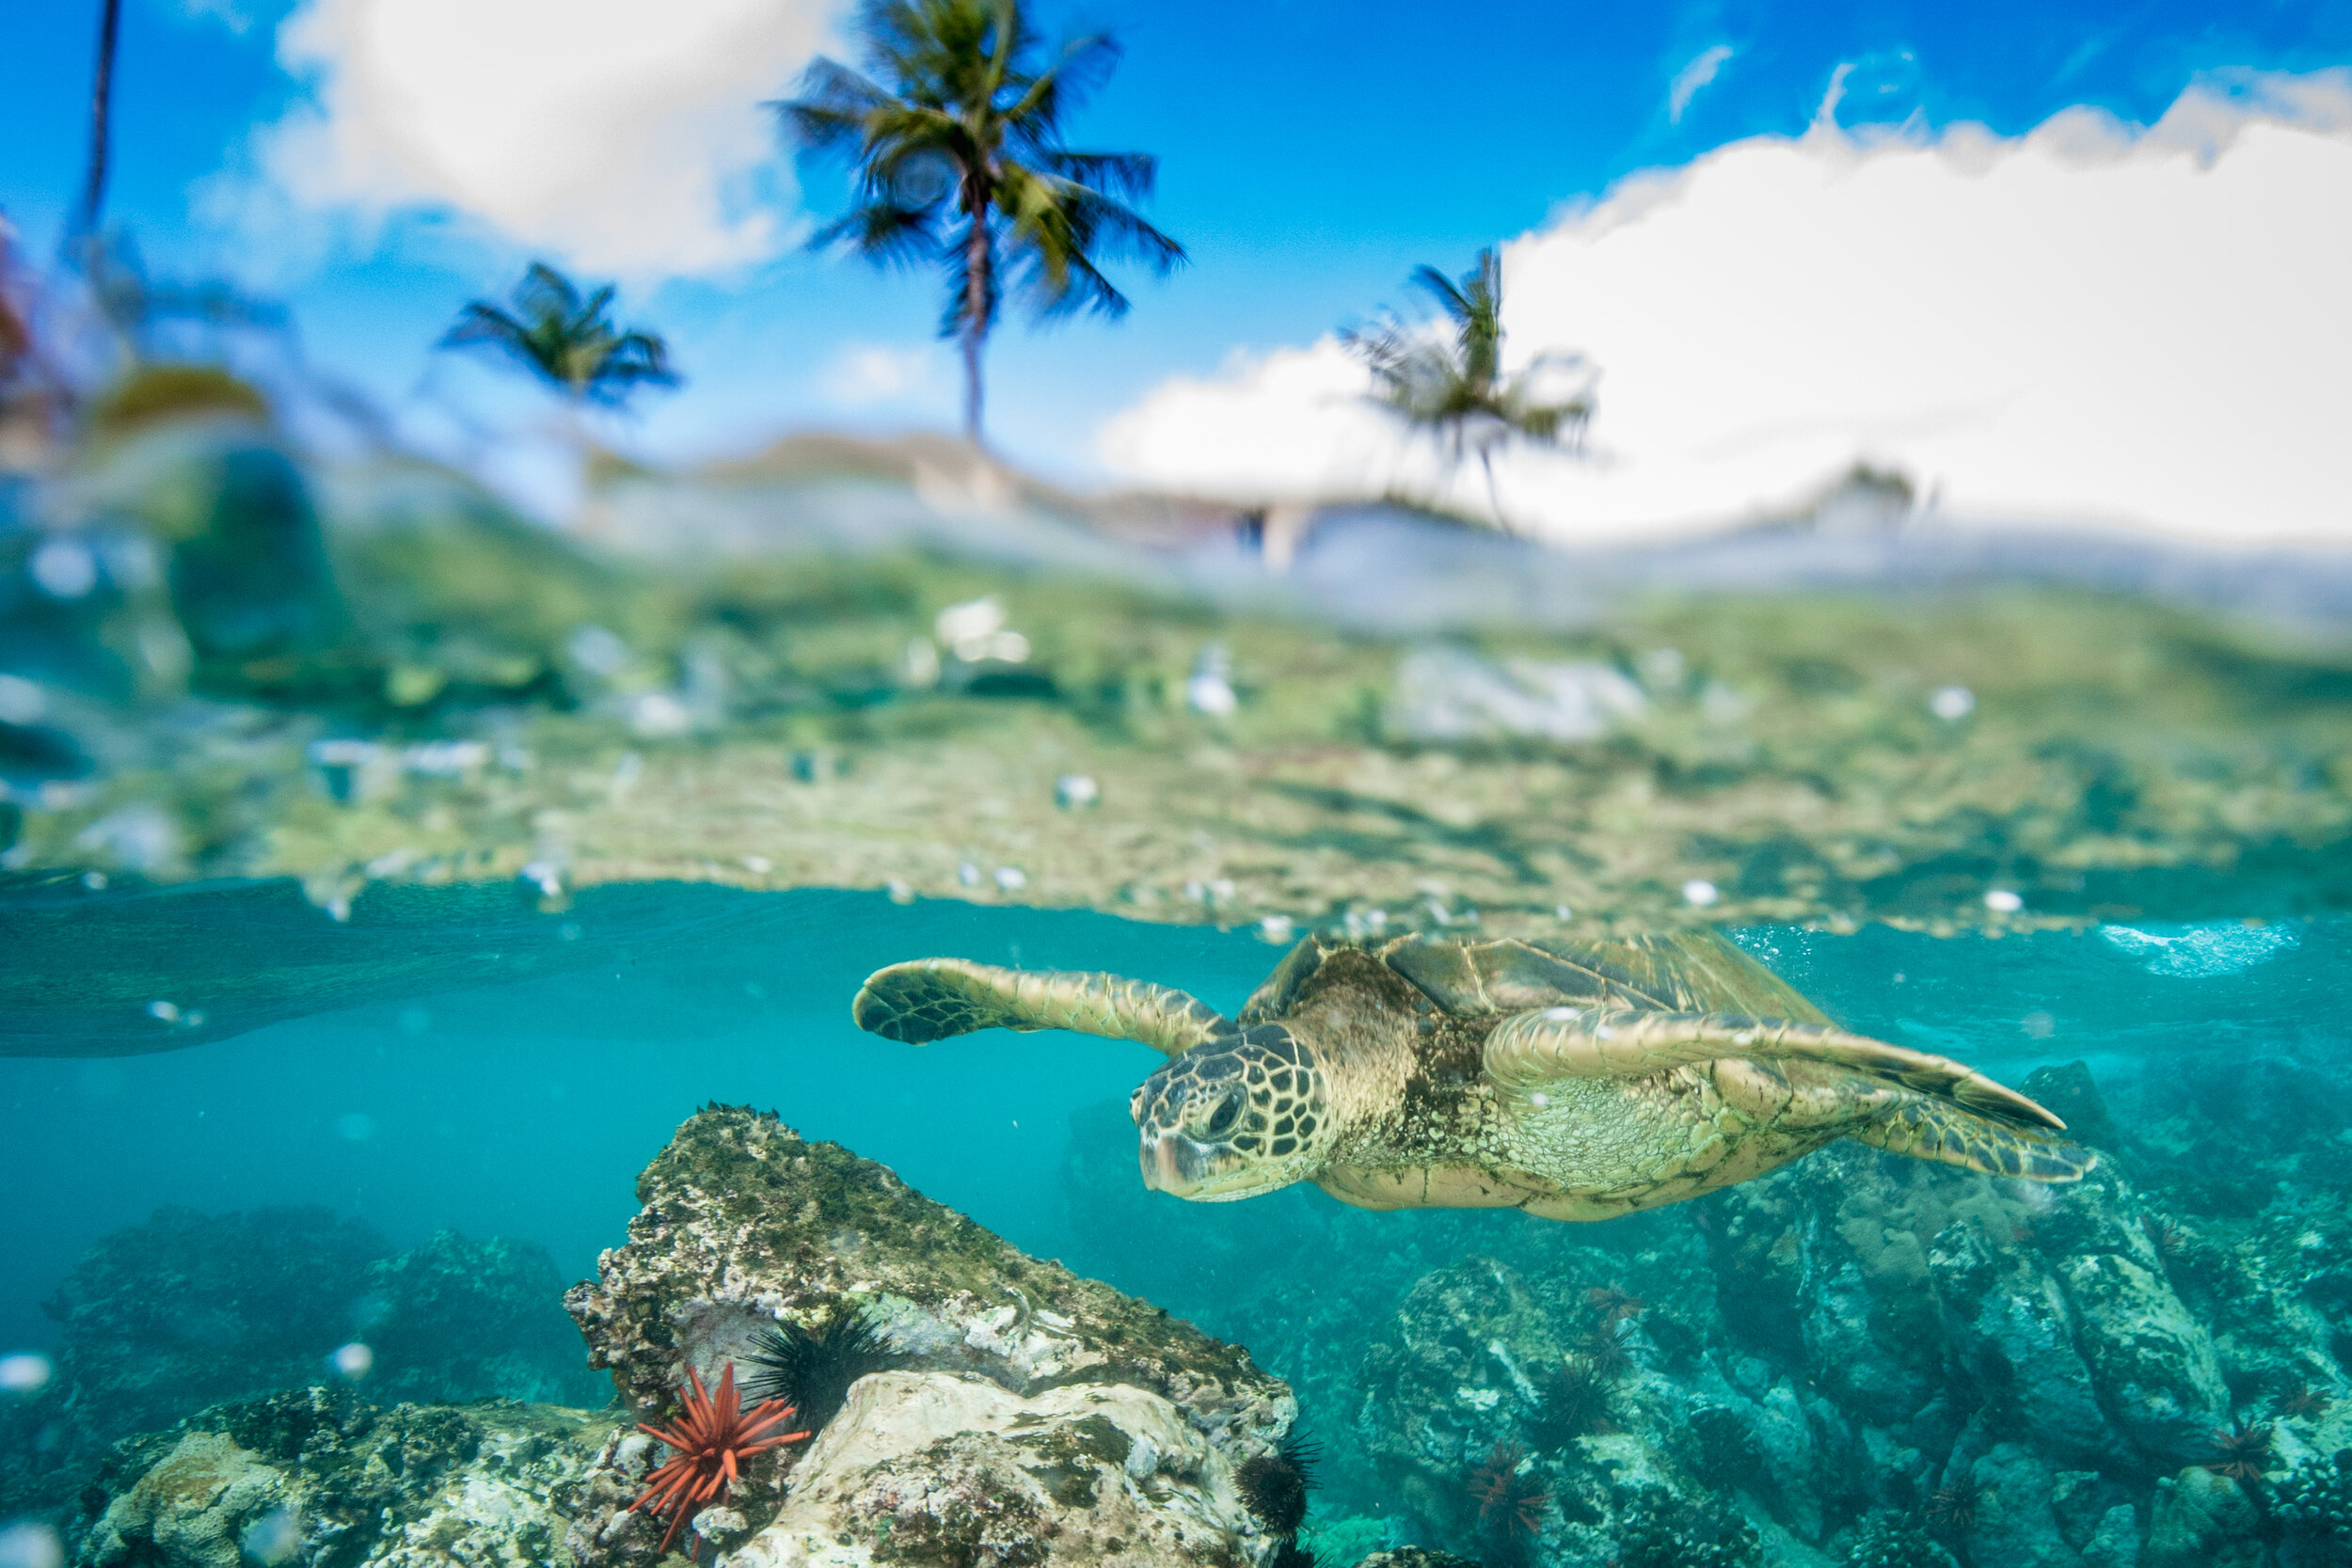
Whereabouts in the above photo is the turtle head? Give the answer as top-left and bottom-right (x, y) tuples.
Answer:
(1130, 1024), (1333, 1201)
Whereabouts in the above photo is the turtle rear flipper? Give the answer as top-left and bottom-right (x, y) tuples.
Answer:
(1484, 1007), (2067, 1127)
(1850, 1094), (2095, 1180)
(852, 958), (1238, 1056)
(1482, 1005), (2093, 1182)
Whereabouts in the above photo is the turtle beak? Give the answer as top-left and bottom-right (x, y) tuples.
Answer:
(1140, 1131), (1202, 1195)
(1140, 1131), (1177, 1193)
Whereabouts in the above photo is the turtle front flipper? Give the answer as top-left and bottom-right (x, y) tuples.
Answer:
(1483, 1006), (2093, 1182)
(852, 958), (1239, 1056)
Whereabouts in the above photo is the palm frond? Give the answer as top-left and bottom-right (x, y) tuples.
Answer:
(1345, 248), (1599, 523)
(784, 0), (1174, 438)
(438, 261), (678, 408)
(811, 202), (943, 266)
(1041, 150), (1156, 202)
(1005, 31), (1120, 146)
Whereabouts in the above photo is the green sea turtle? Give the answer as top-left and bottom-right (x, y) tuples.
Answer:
(850, 930), (2091, 1219)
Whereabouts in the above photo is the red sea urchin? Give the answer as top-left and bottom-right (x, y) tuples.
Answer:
(2206, 1419), (2276, 1481)
(1470, 1440), (1549, 1539)
(631, 1363), (811, 1552)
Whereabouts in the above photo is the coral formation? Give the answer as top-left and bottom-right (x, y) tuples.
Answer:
(56, 1109), (1303, 1568)
(1610, 1489), (1761, 1568)
(1842, 1511), (1959, 1568)
(2276, 1450), (2352, 1560)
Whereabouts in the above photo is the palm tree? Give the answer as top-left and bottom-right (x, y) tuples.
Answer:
(72, 0), (125, 243)
(439, 262), (678, 410)
(776, 0), (1184, 445)
(1343, 249), (1596, 531)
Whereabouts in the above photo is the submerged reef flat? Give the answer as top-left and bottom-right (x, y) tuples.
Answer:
(1057, 1043), (2352, 1568)
(8, 430), (2352, 1006)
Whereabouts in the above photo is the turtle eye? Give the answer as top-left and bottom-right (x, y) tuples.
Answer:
(1203, 1090), (1243, 1138)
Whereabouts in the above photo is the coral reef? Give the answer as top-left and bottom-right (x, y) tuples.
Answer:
(56, 1108), (1305, 1568)
(561, 1103), (1295, 1568)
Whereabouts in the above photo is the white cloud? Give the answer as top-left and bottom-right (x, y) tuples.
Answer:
(1096, 71), (2352, 546)
(179, 0), (279, 34)
(258, 0), (834, 277)
(823, 342), (950, 407)
(1668, 45), (1733, 123)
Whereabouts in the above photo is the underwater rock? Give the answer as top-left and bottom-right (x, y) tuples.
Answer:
(1959, 1443), (2086, 1568)
(2142, 1465), (2262, 1568)
(734, 1370), (1251, 1568)
(71, 1388), (605, 1568)
(2019, 1063), (2122, 1153)
(563, 1104), (1294, 1568)
(363, 1230), (608, 1408)
(10, 1203), (597, 1521)
(48, 1205), (388, 1448)
(1349, 1552), (1482, 1568)
(2051, 1249), (2229, 1464)
(78, 1429), (284, 1568)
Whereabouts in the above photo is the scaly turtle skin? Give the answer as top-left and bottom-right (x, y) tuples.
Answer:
(851, 931), (2091, 1219)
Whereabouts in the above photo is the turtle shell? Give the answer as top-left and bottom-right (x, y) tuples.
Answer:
(1238, 930), (1834, 1027)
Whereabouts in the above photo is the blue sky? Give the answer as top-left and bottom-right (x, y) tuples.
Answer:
(3, 0), (2350, 500)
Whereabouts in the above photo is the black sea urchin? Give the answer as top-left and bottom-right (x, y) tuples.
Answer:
(1237, 1433), (1321, 1536)
(1527, 1355), (1615, 1449)
(740, 1307), (905, 1433)
(1266, 1538), (1322, 1568)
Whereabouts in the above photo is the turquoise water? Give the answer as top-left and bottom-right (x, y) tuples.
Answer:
(1, 885), (2329, 1354)
(5, 881), (2344, 1560)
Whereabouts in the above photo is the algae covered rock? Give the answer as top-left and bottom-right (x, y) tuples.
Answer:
(564, 1104), (1295, 1568)
(72, 1389), (606, 1568)
(735, 1371), (1250, 1568)
(2143, 1465), (2262, 1568)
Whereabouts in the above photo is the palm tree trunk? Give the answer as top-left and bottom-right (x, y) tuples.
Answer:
(74, 0), (125, 241)
(961, 203), (992, 446)
(1478, 446), (1511, 535)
